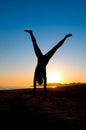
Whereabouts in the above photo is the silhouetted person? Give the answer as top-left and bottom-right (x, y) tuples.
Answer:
(24, 30), (72, 92)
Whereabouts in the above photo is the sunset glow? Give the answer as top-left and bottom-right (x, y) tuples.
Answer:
(47, 71), (62, 83)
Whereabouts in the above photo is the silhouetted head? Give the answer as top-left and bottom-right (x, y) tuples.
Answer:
(37, 78), (43, 85)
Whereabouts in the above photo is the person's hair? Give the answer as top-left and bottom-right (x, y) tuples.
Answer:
(37, 78), (43, 85)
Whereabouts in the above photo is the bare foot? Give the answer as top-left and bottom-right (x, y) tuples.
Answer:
(65, 34), (72, 38)
(24, 30), (32, 33)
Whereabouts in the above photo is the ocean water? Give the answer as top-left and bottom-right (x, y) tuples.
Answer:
(0, 85), (57, 90)
(0, 86), (33, 90)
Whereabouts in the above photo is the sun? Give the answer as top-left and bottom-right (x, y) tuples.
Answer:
(47, 71), (62, 83)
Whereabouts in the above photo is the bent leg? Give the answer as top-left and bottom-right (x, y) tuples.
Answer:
(45, 34), (72, 62)
(24, 30), (43, 58)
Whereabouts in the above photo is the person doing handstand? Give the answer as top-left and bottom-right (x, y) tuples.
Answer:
(24, 30), (72, 92)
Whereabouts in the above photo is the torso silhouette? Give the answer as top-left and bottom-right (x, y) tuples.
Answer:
(35, 55), (49, 85)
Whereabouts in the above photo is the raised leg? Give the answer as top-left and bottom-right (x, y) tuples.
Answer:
(44, 34), (72, 63)
(24, 30), (43, 58)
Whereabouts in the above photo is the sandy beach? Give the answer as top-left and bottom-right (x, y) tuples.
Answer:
(0, 84), (86, 129)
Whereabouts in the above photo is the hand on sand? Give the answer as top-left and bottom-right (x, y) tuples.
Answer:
(24, 29), (32, 33)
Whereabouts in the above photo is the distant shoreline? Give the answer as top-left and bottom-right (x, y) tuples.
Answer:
(0, 83), (86, 90)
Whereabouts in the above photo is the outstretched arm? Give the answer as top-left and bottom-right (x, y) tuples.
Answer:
(44, 34), (72, 62)
(44, 75), (47, 92)
(33, 75), (36, 92)
(24, 30), (43, 58)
